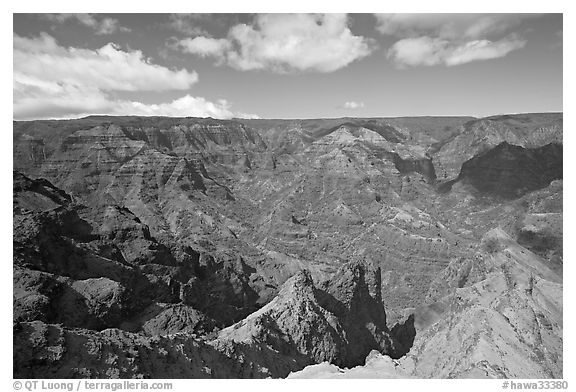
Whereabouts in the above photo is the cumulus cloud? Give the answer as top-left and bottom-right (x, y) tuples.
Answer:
(117, 95), (259, 119)
(14, 77), (113, 120)
(179, 36), (231, 60)
(342, 101), (365, 110)
(14, 82), (258, 120)
(14, 33), (198, 91)
(375, 14), (531, 67)
(41, 13), (129, 35)
(176, 13), (375, 73)
(13, 33), (256, 120)
(387, 37), (448, 67)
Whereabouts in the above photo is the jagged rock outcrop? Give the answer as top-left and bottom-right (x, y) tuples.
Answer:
(14, 261), (408, 379)
(13, 171), (72, 211)
(14, 320), (230, 378)
(134, 303), (217, 336)
(13, 171), (259, 331)
(213, 262), (403, 376)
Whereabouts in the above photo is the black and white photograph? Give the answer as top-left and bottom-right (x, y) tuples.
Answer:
(8, 5), (568, 385)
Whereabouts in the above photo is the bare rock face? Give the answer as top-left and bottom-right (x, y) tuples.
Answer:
(12, 171), (259, 333)
(452, 142), (562, 199)
(516, 212), (562, 275)
(213, 262), (401, 376)
(138, 304), (217, 336)
(433, 114), (562, 181)
(319, 261), (402, 363)
(288, 350), (411, 379)
(293, 228), (562, 379)
(13, 262), (403, 379)
(14, 267), (65, 324)
(399, 228), (562, 378)
(13, 171), (71, 212)
(13, 320), (231, 378)
(75, 204), (178, 267)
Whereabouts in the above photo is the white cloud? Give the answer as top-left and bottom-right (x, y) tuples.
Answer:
(445, 36), (526, 66)
(375, 14), (531, 67)
(374, 14), (526, 40)
(42, 14), (129, 35)
(13, 77), (259, 120)
(13, 33), (256, 120)
(117, 95), (259, 119)
(178, 36), (231, 60)
(14, 75), (114, 119)
(388, 35), (526, 67)
(387, 37), (448, 67)
(342, 101), (365, 110)
(14, 33), (198, 92)
(176, 13), (375, 73)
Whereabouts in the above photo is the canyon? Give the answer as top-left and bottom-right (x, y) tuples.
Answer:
(13, 112), (562, 378)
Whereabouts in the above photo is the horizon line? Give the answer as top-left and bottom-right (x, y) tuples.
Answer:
(13, 110), (564, 123)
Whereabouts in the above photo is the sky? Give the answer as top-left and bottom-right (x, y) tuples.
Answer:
(13, 13), (563, 120)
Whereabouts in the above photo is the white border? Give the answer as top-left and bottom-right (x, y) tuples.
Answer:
(2, 1), (572, 390)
